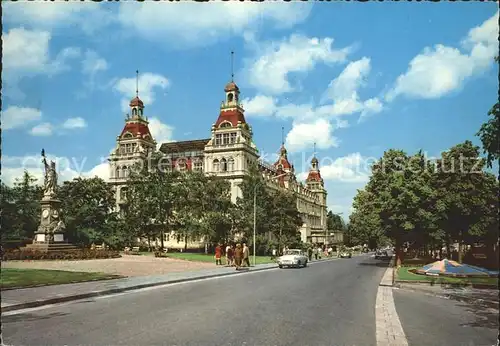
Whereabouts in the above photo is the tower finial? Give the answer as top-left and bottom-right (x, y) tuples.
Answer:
(313, 142), (317, 157)
(136, 70), (139, 97)
(230, 50), (234, 81)
(281, 126), (285, 146)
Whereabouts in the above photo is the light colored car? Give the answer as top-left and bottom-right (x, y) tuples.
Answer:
(340, 251), (352, 258)
(277, 249), (308, 268)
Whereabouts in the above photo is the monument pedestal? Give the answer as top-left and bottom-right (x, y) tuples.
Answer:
(23, 196), (78, 253)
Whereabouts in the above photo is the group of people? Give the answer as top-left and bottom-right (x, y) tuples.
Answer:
(214, 243), (250, 268)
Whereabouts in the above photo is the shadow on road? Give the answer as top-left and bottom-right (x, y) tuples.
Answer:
(458, 300), (499, 329)
(358, 261), (391, 268)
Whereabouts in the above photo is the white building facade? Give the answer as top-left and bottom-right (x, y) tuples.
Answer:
(108, 80), (329, 249)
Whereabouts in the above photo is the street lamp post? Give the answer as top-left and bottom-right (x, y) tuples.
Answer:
(253, 172), (289, 267)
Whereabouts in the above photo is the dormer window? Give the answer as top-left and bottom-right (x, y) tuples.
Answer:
(220, 122), (232, 128)
(123, 132), (133, 139)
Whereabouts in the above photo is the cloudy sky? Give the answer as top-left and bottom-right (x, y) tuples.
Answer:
(2, 2), (498, 219)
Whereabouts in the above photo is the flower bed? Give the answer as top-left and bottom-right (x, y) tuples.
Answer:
(2, 249), (121, 261)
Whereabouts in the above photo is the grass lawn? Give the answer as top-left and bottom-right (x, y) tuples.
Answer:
(1, 268), (123, 290)
(396, 266), (499, 286)
(165, 252), (275, 265)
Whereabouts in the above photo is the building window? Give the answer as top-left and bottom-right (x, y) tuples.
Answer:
(223, 133), (230, 145)
(177, 160), (187, 172)
(213, 159), (220, 171)
(193, 160), (203, 172)
(221, 158), (227, 172)
(227, 93), (234, 103)
(115, 167), (120, 178)
(228, 158), (234, 171)
(230, 132), (237, 143)
(220, 122), (232, 128)
(123, 166), (129, 178)
(121, 187), (128, 201)
(215, 134), (222, 146)
(132, 108), (137, 116)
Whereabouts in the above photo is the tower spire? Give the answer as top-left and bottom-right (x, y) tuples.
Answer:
(230, 51), (234, 81)
(281, 126), (285, 146)
(313, 142), (317, 157)
(136, 70), (139, 97)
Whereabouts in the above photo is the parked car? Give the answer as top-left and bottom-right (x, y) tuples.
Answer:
(375, 250), (391, 260)
(277, 249), (308, 268)
(340, 251), (352, 258)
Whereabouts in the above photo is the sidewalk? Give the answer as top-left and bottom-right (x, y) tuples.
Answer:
(1, 263), (277, 312)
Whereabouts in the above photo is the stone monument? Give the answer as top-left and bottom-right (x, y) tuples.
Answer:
(25, 149), (78, 252)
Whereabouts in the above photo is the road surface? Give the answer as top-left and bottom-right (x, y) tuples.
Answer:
(3, 255), (387, 346)
(394, 287), (499, 346)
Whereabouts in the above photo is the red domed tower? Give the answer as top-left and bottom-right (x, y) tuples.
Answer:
(108, 71), (156, 213)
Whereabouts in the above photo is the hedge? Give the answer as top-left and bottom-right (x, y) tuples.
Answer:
(2, 249), (121, 261)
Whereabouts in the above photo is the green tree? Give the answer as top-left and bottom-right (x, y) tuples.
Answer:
(234, 163), (273, 241)
(268, 188), (303, 252)
(433, 141), (495, 262)
(58, 176), (116, 247)
(476, 55), (500, 168)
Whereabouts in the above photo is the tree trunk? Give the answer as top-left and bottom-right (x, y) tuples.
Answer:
(457, 230), (463, 264)
(160, 228), (165, 251)
(184, 234), (188, 252)
(395, 236), (403, 267)
(147, 235), (151, 252)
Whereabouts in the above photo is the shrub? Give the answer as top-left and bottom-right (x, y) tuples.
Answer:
(2, 249), (121, 261)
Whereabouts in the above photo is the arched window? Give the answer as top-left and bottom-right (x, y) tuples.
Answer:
(177, 160), (187, 172)
(139, 108), (143, 116)
(123, 166), (128, 178)
(115, 167), (120, 178)
(123, 132), (133, 139)
(132, 108), (137, 116)
(213, 159), (220, 172)
(220, 122), (232, 129)
(121, 187), (128, 201)
(227, 93), (234, 103)
(221, 158), (227, 172)
(228, 158), (234, 171)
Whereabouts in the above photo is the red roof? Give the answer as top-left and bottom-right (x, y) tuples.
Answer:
(129, 96), (144, 108)
(215, 109), (246, 127)
(306, 171), (323, 182)
(274, 156), (292, 170)
(224, 81), (239, 92)
(120, 121), (153, 140)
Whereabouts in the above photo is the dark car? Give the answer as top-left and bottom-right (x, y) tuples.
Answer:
(375, 250), (390, 260)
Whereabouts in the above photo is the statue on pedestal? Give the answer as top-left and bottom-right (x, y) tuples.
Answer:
(42, 148), (57, 199)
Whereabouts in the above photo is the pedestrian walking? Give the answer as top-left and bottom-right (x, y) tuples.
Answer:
(307, 247), (313, 261)
(214, 243), (222, 265)
(271, 248), (277, 261)
(242, 243), (250, 267)
(225, 243), (233, 266)
(234, 243), (243, 268)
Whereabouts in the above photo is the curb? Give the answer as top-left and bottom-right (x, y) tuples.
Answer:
(2, 256), (341, 313)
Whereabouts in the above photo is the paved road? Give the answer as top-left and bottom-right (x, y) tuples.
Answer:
(2, 255), (387, 346)
(394, 288), (499, 346)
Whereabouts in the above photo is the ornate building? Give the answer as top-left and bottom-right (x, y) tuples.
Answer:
(108, 78), (329, 249)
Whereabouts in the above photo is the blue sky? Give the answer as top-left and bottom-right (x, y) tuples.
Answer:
(2, 2), (498, 219)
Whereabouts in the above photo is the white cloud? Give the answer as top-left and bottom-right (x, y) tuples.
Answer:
(286, 118), (339, 152)
(245, 34), (352, 95)
(30, 123), (53, 137)
(320, 153), (371, 183)
(148, 117), (174, 147)
(117, 2), (311, 48)
(2, 27), (81, 100)
(62, 117), (87, 129)
(2, 106), (42, 130)
(3, 1), (113, 34)
(82, 50), (108, 77)
(113, 73), (170, 112)
(2, 154), (110, 187)
(242, 95), (278, 117)
(386, 11), (499, 102)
